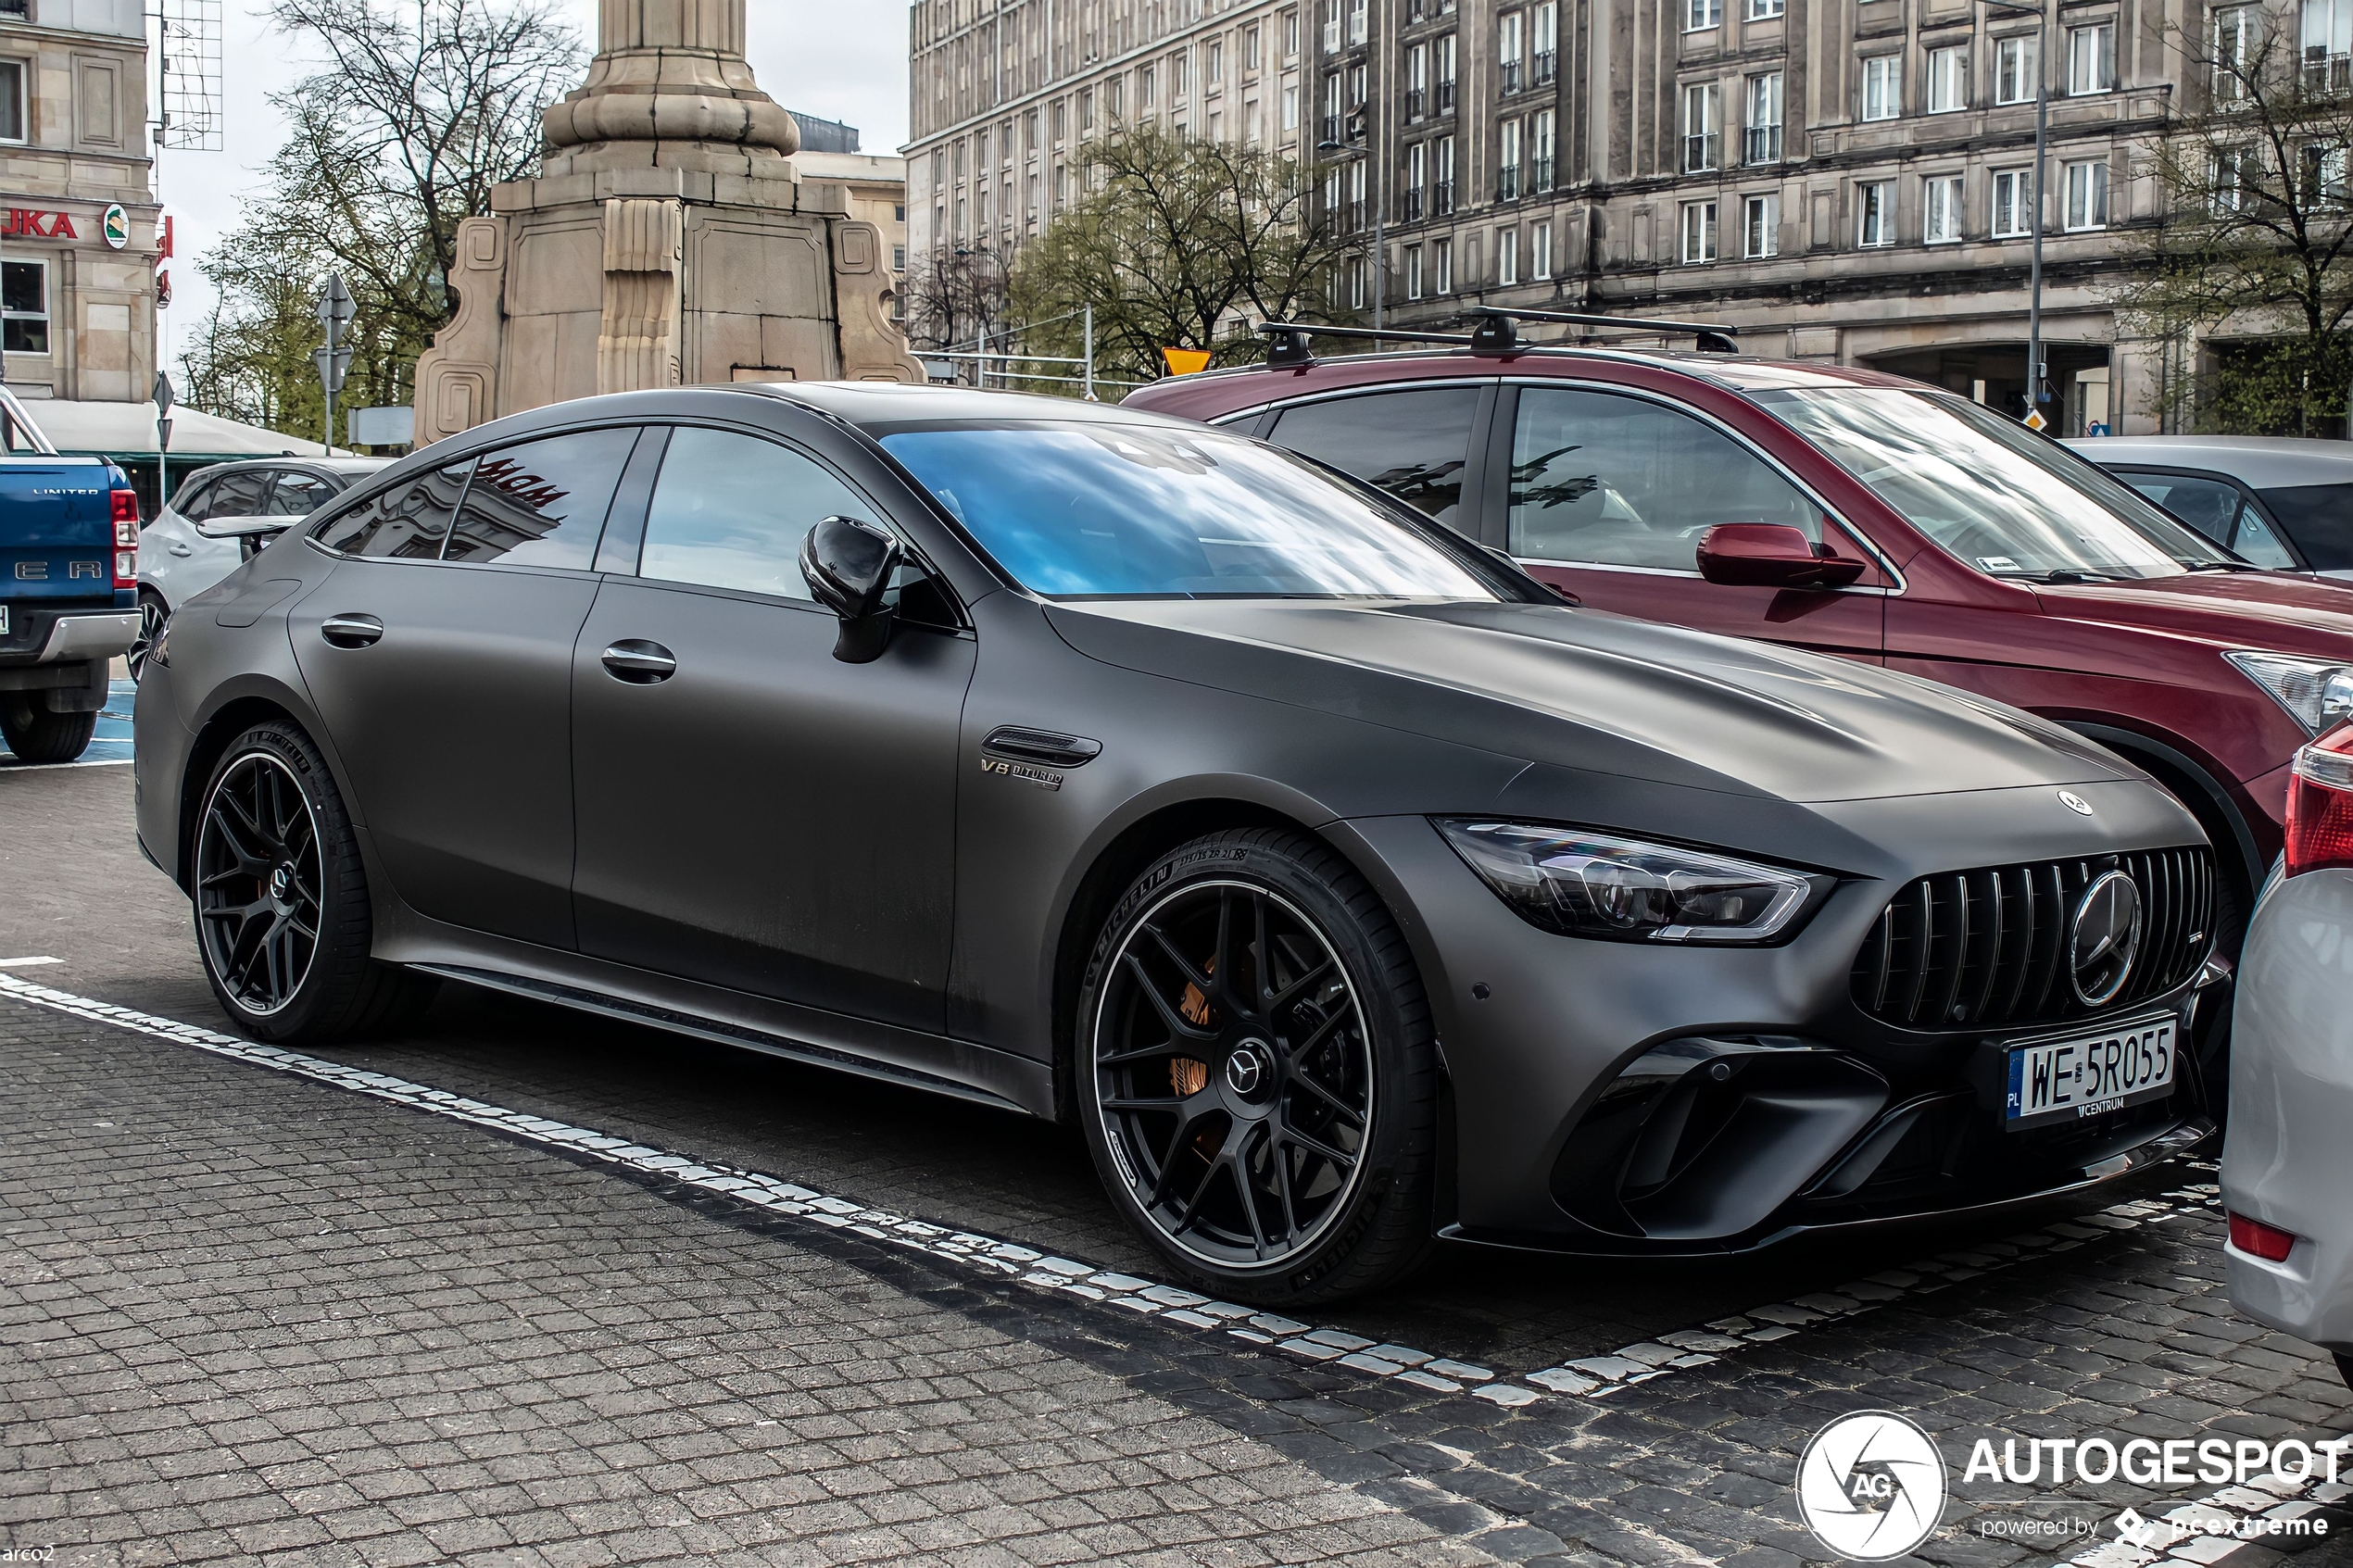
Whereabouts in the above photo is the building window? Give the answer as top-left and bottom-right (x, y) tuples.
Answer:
(1530, 107), (1555, 189)
(1994, 34), (2037, 105)
(0, 60), (22, 144)
(1927, 45), (1968, 112)
(1435, 34), (1456, 112)
(2, 259), (46, 354)
(1743, 192), (1779, 256)
(1533, 1), (1557, 84)
(1681, 200), (1719, 263)
(2306, 142), (2350, 203)
(1406, 244), (1425, 297)
(1861, 56), (1902, 120)
(1498, 118), (1522, 199)
(1924, 173), (1964, 241)
(1499, 225), (1519, 282)
(1685, 0), (1721, 30)
(1744, 72), (1782, 162)
(1349, 158), (1367, 228)
(1746, 0), (1783, 17)
(2064, 157), (2108, 228)
(1208, 41), (1223, 84)
(1349, 0), (1366, 45)
(1683, 82), (1719, 172)
(1286, 7), (1301, 56)
(2214, 6), (2252, 98)
(1407, 42), (1428, 119)
(1434, 133), (1456, 213)
(892, 244), (907, 271)
(1433, 237), (1453, 293)
(1532, 219), (1554, 277)
(1282, 84), (1299, 130)
(1173, 51), (1189, 96)
(1245, 26), (1262, 69)
(2309, 0), (2353, 85)
(1404, 139), (1427, 220)
(1857, 179), (1895, 245)
(2213, 148), (2246, 212)
(1500, 12), (1524, 94)
(2068, 23), (2115, 94)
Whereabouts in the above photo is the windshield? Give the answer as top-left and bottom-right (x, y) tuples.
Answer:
(880, 422), (1503, 600)
(2254, 482), (2353, 571)
(1754, 387), (2235, 581)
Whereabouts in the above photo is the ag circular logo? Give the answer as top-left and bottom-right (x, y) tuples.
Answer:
(2057, 790), (2095, 816)
(2069, 870), (2144, 1006)
(1794, 1411), (1946, 1561)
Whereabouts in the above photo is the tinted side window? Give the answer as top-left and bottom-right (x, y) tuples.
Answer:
(444, 430), (634, 570)
(637, 427), (872, 600)
(2120, 473), (2298, 571)
(314, 462), (472, 558)
(207, 470), (274, 519)
(267, 471), (336, 517)
(173, 476), (218, 521)
(1509, 388), (1818, 569)
(2256, 482), (2353, 571)
(1265, 388), (1478, 521)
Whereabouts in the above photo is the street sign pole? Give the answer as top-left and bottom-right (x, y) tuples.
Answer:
(314, 273), (355, 454)
(154, 371), (176, 508)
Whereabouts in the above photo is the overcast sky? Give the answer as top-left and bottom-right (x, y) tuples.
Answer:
(156, 0), (911, 382)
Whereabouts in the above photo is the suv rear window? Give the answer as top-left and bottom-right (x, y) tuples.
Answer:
(2252, 483), (2353, 571)
(1263, 387), (1478, 522)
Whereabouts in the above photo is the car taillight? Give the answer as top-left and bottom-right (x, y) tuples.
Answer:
(112, 489), (140, 587)
(2229, 1211), (2298, 1262)
(2284, 726), (2353, 878)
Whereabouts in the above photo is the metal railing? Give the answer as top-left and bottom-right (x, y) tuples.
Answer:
(1496, 164), (1521, 200)
(1435, 80), (1455, 113)
(1743, 125), (1780, 163)
(1500, 58), (1523, 94)
(1405, 85), (1426, 119)
(1682, 131), (1718, 172)
(1432, 178), (1454, 215)
(1529, 154), (1554, 190)
(1534, 49), (1557, 85)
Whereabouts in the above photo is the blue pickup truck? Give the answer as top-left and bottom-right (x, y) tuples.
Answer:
(0, 385), (141, 764)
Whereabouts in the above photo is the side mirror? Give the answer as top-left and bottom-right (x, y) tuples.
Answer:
(799, 514), (903, 664)
(196, 514), (290, 541)
(1695, 523), (1868, 591)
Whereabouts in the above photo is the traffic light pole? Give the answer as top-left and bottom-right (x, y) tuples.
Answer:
(315, 274), (355, 454)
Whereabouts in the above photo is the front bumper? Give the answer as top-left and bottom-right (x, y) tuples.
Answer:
(1340, 785), (2223, 1253)
(2222, 869), (2353, 1353)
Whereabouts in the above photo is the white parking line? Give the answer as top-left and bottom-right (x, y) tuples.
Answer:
(0, 971), (2218, 1412)
(0, 956), (62, 968)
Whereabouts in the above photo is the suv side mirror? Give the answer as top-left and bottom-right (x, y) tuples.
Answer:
(799, 514), (903, 663)
(1695, 523), (1868, 591)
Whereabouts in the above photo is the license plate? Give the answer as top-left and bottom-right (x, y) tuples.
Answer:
(2005, 1017), (2177, 1129)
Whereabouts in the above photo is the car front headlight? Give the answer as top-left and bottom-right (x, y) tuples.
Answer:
(1432, 820), (1833, 944)
(2223, 650), (2353, 735)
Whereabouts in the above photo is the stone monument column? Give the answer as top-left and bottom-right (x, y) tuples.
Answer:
(411, 0), (920, 445)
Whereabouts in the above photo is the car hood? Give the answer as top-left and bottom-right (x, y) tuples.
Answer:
(2032, 571), (2353, 656)
(1046, 598), (2142, 804)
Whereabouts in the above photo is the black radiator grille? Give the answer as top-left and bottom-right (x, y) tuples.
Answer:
(1850, 848), (2214, 1031)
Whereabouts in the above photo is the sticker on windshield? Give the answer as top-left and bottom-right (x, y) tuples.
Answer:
(1978, 555), (2021, 572)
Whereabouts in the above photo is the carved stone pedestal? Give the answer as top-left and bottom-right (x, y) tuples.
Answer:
(412, 0), (919, 445)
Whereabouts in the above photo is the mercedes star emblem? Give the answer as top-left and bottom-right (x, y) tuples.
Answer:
(2069, 869), (2145, 1006)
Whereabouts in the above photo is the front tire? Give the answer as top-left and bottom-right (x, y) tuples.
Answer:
(193, 721), (431, 1041)
(1075, 828), (1437, 1305)
(0, 698), (96, 764)
(128, 590), (169, 684)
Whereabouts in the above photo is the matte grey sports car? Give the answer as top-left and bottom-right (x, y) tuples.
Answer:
(136, 383), (2223, 1302)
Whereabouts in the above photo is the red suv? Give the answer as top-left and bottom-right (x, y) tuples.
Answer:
(1124, 320), (2353, 943)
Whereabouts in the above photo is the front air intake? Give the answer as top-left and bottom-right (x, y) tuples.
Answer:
(1849, 848), (2213, 1032)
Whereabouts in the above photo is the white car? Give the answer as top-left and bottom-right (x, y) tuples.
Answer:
(2069, 436), (2353, 582)
(132, 458), (388, 679)
(2222, 690), (2353, 1392)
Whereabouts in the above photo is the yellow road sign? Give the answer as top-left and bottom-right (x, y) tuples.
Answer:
(1161, 347), (1213, 376)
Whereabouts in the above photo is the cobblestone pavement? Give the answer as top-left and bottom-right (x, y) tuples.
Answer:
(6, 767), (2353, 1568)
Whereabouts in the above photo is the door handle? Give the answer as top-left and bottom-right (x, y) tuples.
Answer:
(601, 640), (677, 684)
(167, 542), (194, 557)
(320, 613), (384, 648)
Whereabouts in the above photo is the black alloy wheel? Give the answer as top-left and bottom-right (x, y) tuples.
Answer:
(128, 592), (169, 684)
(1078, 829), (1436, 1303)
(191, 721), (434, 1041)
(196, 749), (324, 1016)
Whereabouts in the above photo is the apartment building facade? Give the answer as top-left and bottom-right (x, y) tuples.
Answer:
(905, 0), (1307, 272)
(0, 0), (160, 405)
(1353, 0), (2202, 433)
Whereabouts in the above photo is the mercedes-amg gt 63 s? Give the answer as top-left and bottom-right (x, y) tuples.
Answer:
(138, 383), (2224, 1303)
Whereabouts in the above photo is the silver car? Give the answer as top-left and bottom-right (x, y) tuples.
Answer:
(132, 458), (388, 680)
(2069, 436), (2353, 581)
(2222, 709), (2353, 1391)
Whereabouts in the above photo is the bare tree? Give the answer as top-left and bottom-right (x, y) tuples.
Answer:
(182, 0), (583, 435)
(900, 245), (1014, 357)
(1008, 126), (1356, 386)
(2114, 2), (2353, 432)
